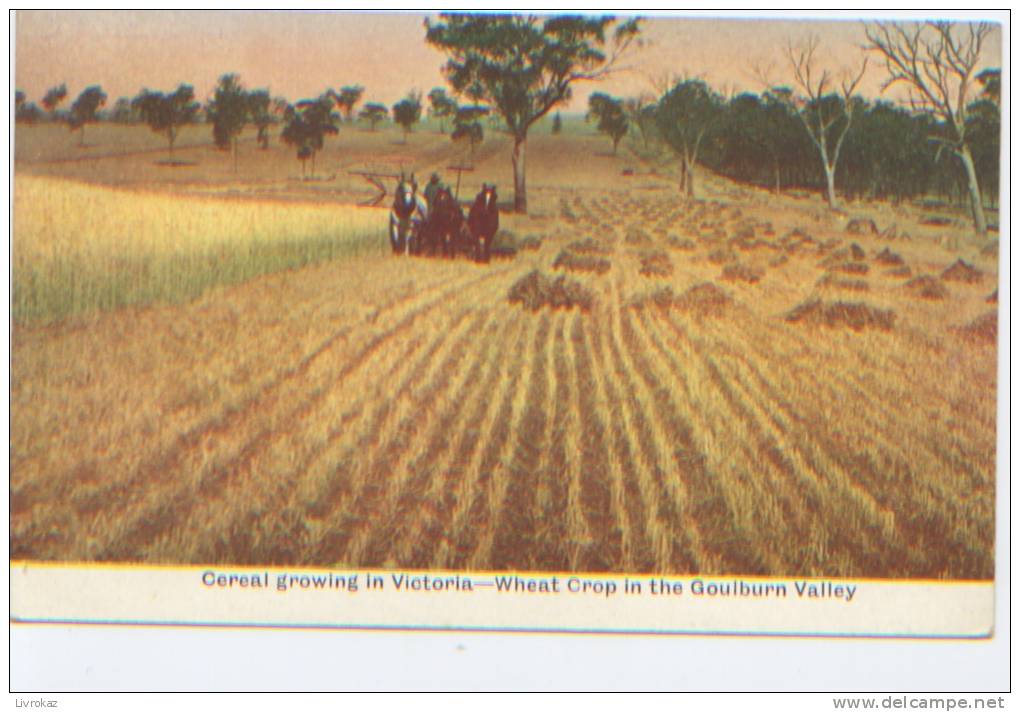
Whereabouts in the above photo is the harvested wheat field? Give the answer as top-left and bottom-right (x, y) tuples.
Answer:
(11, 135), (999, 581)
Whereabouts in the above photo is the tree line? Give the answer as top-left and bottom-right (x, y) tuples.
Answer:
(575, 22), (998, 236)
(14, 76), (489, 176)
(584, 67), (998, 218)
(14, 17), (999, 236)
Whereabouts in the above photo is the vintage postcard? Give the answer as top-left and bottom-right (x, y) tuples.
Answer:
(10, 11), (1003, 641)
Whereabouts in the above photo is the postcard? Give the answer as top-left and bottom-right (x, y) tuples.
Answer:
(10, 10), (1003, 642)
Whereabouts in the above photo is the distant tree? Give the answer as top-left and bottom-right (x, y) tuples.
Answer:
(976, 68), (1000, 104)
(133, 84), (201, 161)
(965, 81), (1000, 210)
(452, 104), (489, 155)
(623, 95), (658, 149)
(655, 79), (724, 198)
(761, 36), (868, 210)
(281, 94), (340, 178)
(206, 74), (250, 169)
(359, 102), (389, 131)
(551, 111), (562, 134)
(391, 91), (422, 142)
(247, 89), (273, 149)
(333, 85), (364, 122)
(721, 92), (806, 194)
(67, 85), (107, 146)
(15, 90), (42, 124)
(587, 92), (628, 155)
(838, 100), (937, 203)
(864, 21), (995, 236)
(428, 87), (458, 133)
(426, 14), (641, 212)
(41, 83), (68, 119)
(109, 97), (136, 123)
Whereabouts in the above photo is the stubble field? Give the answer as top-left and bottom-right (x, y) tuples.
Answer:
(10, 123), (999, 579)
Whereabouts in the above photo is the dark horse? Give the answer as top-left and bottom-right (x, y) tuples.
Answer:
(423, 186), (468, 258)
(468, 184), (499, 263)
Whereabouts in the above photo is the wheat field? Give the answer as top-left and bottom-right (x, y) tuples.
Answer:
(13, 176), (387, 323)
(10, 165), (998, 580)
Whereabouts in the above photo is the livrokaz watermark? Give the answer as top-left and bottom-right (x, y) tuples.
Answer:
(834, 697), (1006, 710)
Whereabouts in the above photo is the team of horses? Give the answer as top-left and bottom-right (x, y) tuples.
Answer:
(389, 176), (499, 263)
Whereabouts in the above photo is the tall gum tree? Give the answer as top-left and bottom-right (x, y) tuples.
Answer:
(758, 36), (867, 210)
(655, 79), (723, 199)
(863, 21), (996, 237)
(68, 85), (106, 147)
(425, 14), (640, 213)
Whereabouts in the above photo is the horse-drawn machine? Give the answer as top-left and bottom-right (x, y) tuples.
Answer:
(367, 164), (499, 263)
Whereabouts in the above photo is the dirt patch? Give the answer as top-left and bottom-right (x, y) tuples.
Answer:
(875, 248), (905, 266)
(566, 238), (613, 255)
(721, 263), (764, 284)
(786, 299), (895, 331)
(940, 259), (983, 283)
(508, 270), (595, 312)
(905, 275), (949, 300)
(955, 311), (997, 345)
(553, 249), (611, 275)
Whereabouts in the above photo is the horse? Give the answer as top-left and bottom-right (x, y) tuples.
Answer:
(423, 186), (469, 258)
(389, 175), (428, 255)
(468, 183), (499, 263)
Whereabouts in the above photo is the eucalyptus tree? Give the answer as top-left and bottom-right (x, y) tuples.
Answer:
(452, 104), (489, 155)
(392, 91), (422, 142)
(246, 89), (273, 149)
(587, 92), (628, 155)
(207, 74), (249, 168)
(763, 36), (868, 210)
(655, 79), (724, 198)
(281, 94), (340, 178)
(359, 102), (388, 131)
(333, 85), (364, 122)
(425, 13), (641, 212)
(15, 90), (42, 123)
(864, 21), (996, 235)
(41, 84), (67, 119)
(68, 85), (107, 146)
(133, 84), (201, 160)
(428, 87), (458, 133)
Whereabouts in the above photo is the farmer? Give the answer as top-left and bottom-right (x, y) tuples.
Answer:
(423, 172), (443, 208)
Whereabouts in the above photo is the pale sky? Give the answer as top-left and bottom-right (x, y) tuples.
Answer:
(13, 11), (1003, 112)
